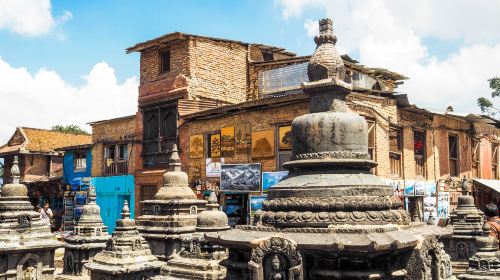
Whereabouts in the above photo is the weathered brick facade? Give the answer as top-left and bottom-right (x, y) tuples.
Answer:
(89, 115), (137, 177)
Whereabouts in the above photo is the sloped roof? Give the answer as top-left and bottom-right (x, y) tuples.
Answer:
(0, 127), (92, 155)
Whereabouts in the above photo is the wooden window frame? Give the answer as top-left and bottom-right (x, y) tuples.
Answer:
(73, 151), (87, 172)
(472, 139), (480, 178)
(492, 143), (499, 180)
(413, 130), (426, 178)
(389, 127), (403, 177)
(448, 134), (459, 177)
(161, 50), (171, 73)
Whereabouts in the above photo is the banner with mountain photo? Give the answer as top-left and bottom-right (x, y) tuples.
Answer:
(220, 163), (261, 192)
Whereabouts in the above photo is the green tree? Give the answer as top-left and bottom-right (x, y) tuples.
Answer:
(477, 77), (500, 116)
(51, 124), (89, 135)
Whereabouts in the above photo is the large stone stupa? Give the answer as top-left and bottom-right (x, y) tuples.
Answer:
(85, 201), (163, 279)
(136, 144), (207, 261)
(206, 18), (454, 280)
(0, 156), (63, 279)
(56, 185), (109, 279)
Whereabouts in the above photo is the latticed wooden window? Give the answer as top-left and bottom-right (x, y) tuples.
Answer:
(389, 127), (402, 177)
(448, 135), (459, 177)
(492, 143), (499, 179)
(472, 139), (480, 178)
(414, 130), (426, 177)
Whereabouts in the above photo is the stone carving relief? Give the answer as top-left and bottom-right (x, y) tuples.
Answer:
(153, 205), (161, 215)
(257, 209), (411, 227)
(106, 239), (115, 251)
(456, 242), (468, 260)
(17, 215), (31, 228)
(16, 254), (42, 280)
(249, 237), (302, 280)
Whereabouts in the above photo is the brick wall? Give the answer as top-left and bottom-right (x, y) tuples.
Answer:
(90, 116), (136, 177)
(22, 154), (49, 182)
(187, 38), (248, 104)
(139, 40), (190, 85)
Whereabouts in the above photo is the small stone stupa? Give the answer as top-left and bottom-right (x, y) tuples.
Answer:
(458, 222), (500, 279)
(85, 201), (163, 279)
(206, 18), (454, 280)
(157, 191), (230, 279)
(56, 185), (109, 279)
(444, 179), (484, 273)
(136, 144), (207, 261)
(0, 156), (63, 279)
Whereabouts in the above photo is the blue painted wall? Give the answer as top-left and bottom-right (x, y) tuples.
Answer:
(91, 175), (135, 233)
(61, 149), (92, 185)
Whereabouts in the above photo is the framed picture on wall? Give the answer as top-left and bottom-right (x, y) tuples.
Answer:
(252, 130), (275, 158)
(220, 163), (261, 192)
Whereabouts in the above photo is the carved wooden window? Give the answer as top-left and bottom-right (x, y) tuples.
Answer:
(161, 50), (171, 73)
(492, 143), (498, 179)
(142, 103), (178, 167)
(104, 144), (128, 176)
(448, 134), (459, 177)
(414, 130), (426, 177)
(472, 139), (480, 178)
(389, 127), (402, 177)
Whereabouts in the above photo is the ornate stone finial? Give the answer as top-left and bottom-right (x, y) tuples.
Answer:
(461, 177), (469, 196)
(169, 144), (181, 172)
(88, 184), (97, 203)
(11, 156), (20, 184)
(315, 18), (337, 46)
(207, 191), (218, 206)
(122, 200), (130, 219)
(307, 18), (346, 82)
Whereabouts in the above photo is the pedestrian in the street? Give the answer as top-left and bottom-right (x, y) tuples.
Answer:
(485, 203), (500, 243)
(40, 202), (53, 227)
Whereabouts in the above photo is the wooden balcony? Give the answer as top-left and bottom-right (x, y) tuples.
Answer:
(104, 160), (128, 176)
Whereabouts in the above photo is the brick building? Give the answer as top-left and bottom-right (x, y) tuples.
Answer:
(0, 127), (92, 228)
(88, 115), (137, 232)
(126, 33), (298, 214)
(127, 30), (500, 224)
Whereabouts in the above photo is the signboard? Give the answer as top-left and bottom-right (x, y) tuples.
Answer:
(206, 158), (224, 177)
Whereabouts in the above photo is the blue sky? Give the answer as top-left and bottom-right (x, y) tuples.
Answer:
(1, 0), (500, 143)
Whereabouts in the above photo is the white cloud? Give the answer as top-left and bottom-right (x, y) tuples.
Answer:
(277, 0), (500, 113)
(0, 58), (138, 143)
(0, 0), (71, 37)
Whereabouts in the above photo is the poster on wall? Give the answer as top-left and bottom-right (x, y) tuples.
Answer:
(189, 135), (204, 159)
(235, 123), (251, 154)
(382, 179), (404, 199)
(404, 180), (416, 196)
(220, 163), (261, 192)
(422, 182), (438, 224)
(206, 158), (224, 177)
(262, 171), (289, 192)
(414, 181), (427, 196)
(221, 126), (235, 157)
(190, 161), (201, 179)
(438, 192), (450, 219)
(249, 195), (267, 217)
(252, 130), (275, 158)
(279, 126), (292, 150)
(210, 134), (221, 158)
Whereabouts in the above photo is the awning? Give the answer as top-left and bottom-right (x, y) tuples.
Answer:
(473, 179), (500, 193)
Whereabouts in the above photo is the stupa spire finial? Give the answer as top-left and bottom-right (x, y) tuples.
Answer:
(121, 200), (130, 219)
(11, 156), (20, 184)
(169, 144), (181, 172)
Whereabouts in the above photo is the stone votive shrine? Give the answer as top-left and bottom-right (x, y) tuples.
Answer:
(55, 186), (109, 279)
(136, 144), (207, 261)
(458, 222), (500, 279)
(157, 191), (230, 280)
(85, 201), (163, 279)
(206, 18), (455, 280)
(0, 156), (63, 279)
